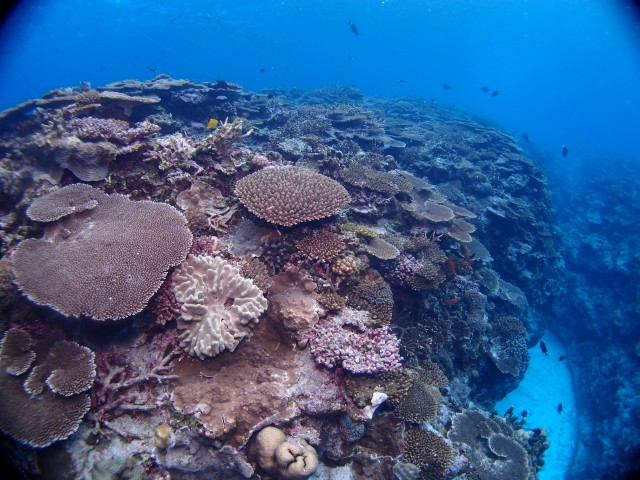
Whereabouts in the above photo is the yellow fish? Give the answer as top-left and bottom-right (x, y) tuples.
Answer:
(207, 118), (219, 129)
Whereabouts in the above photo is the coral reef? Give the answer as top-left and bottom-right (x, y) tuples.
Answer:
(0, 77), (559, 479)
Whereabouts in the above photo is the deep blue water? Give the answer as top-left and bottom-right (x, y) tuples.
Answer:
(1, 1), (639, 479)
(1, 0), (640, 163)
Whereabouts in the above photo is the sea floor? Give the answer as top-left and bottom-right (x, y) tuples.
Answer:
(496, 330), (577, 480)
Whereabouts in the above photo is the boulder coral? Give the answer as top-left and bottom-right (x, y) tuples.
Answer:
(250, 426), (319, 480)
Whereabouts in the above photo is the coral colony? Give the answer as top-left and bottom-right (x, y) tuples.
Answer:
(0, 76), (559, 479)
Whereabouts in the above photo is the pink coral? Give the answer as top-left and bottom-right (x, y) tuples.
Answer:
(308, 309), (402, 374)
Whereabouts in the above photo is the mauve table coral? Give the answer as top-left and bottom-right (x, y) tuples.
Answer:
(11, 184), (192, 320)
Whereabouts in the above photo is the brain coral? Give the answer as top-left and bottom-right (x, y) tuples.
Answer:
(234, 166), (351, 226)
(172, 254), (268, 359)
(11, 184), (192, 320)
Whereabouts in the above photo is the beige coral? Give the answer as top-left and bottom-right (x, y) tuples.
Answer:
(172, 254), (268, 359)
(251, 426), (319, 480)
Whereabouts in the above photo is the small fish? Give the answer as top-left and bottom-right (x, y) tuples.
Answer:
(490, 90), (500, 97)
(557, 403), (563, 414)
(348, 56), (353, 62)
(399, 78), (404, 83)
(442, 84), (453, 90)
(207, 118), (219, 129)
(559, 355), (566, 361)
(348, 21), (359, 36)
(521, 410), (528, 417)
(480, 86), (490, 92)
(442, 298), (459, 306)
(147, 66), (158, 73)
(522, 133), (529, 141)
(504, 406), (514, 417)
(259, 67), (265, 73)
(561, 145), (568, 156)
(540, 341), (548, 355)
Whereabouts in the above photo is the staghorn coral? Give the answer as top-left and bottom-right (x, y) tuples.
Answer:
(394, 380), (439, 423)
(297, 230), (345, 261)
(0, 329), (94, 448)
(11, 184), (192, 320)
(235, 166), (351, 226)
(403, 429), (453, 478)
(172, 254), (268, 359)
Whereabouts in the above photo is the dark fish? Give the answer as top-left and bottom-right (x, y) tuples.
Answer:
(481, 86), (490, 92)
(559, 355), (566, 361)
(259, 67), (265, 73)
(147, 66), (157, 73)
(504, 406), (514, 417)
(490, 90), (500, 97)
(522, 133), (529, 141)
(348, 56), (353, 62)
(562, 145), (568, 156)
(442, 84), (453, 90)
(521, 410), (528, 417)
(399, 78), (404, 83)
(557, 403), (563, 414)
(348, 21), (359, 35)
(540, 341), (548, 355)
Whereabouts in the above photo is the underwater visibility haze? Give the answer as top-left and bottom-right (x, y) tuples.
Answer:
(0, 1), (639, 479)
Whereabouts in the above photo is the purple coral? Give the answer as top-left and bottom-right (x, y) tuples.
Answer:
(309, 309), (402, 374)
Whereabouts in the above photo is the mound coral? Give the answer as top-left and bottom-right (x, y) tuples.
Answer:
(11, 184), (192, 320)
(0, 329), (95, 447)
(172, 254), (268, 359)
(234, 166), (351, 226)
(249, 426), (319, 480)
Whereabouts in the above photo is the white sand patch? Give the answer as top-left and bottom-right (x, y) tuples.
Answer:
(496, 330), (577, 480)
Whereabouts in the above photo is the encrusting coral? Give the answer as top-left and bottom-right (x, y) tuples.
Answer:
(172, 254), (268, 359)
(11, 184), (192, 320)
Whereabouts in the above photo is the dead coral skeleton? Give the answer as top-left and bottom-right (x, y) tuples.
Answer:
(89, 348), (179, 439)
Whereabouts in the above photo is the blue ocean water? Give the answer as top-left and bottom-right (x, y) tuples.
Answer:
(1, 1), (639, 479)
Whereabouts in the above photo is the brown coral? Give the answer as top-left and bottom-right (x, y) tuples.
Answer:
(0, 329), (94, 448)
(395, 380), (438, 423)
(11, 184), (192, 321)
(348, 269), (394, 324)
(297, 231), (345, 261)
(403, 429), (453, 478)
(234, 166), (351, 226)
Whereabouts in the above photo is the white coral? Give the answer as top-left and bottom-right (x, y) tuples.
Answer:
(172, 255), (267, 359)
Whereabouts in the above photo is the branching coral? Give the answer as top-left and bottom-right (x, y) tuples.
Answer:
(309, 307), (402, 374)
